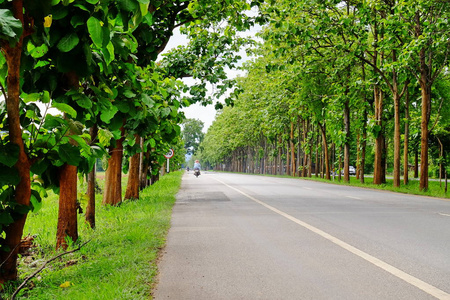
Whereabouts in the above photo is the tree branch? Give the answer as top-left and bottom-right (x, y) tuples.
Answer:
(11, 241), (90, 300)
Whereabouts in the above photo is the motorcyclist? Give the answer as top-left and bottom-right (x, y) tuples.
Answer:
(193, 160), (201, 175)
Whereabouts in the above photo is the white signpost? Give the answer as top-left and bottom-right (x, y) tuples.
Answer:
(163, 149), (174, 173)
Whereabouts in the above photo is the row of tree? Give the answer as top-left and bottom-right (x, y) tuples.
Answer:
(199, 0), (450, 189)
(0, 0), (261, 286)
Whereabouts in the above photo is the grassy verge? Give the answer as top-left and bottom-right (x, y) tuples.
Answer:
(4, 171), (183, 299)
(299, 175), (449, 199)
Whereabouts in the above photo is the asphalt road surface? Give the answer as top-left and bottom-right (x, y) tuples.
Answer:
(154, 172), (450, 300)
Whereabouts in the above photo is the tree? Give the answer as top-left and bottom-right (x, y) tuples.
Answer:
(182, 118), (204, 155)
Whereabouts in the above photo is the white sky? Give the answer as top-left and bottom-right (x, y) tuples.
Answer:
(162, 10), (261, 133)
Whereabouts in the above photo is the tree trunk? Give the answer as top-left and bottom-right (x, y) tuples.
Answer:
(419, 53), (430, 191)
(56, 164), (78, 250)
(315, 133), (319, 178)
(373, 87), (385, 185)
(414, 149), (419, 178)
(139, 138), (146, 189)
(85, 125), (98, 229)
(56, 70), (81, 250)
(319, 123), (330, 180)
(403, 88), (410, 185)
(0, 1), (31, 282)
(125, 135), (141, 200)
(356, 133), (361, 180)
(393, 90), (401, 188)
(343, 98), (350, 182)
(290, 122), (296, 176)
(103, 126), (125, 206)
(360, 107), (367, 184)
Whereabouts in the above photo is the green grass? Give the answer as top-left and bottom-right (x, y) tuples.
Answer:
(304, 175), (450, 199)
(4, 171), (183, 300)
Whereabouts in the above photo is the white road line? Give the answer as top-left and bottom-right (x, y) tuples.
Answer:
(303, 187), (312, 190)
(438, 213), (450, 217)
(214, 178), (450, 300)
(346, 196), (362, 200)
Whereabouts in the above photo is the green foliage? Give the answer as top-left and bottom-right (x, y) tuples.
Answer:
(0, 9), (23, 45)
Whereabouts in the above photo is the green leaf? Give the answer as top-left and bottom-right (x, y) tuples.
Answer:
(31, 159), (49, 175)
(100, 105), (118, 123)
(28, 43), (49, 58)
(98, 129), (114, 147)
(43, 114), (66, 130)
(30, 190), (42, 213)
(0, 144), (19, 167)
(0, 166), (20, 185)
(52, 102), (77, 118)
(58, 144), (82, 166)
(74, 93), (92, 109)
(0, 212), (14, 225)
(57, 32), (79, 52)
(123, 89), (136, 98)
(0, 9), (23, 44)
(87, 17), (103, 48)
(71, 15), (85, 28)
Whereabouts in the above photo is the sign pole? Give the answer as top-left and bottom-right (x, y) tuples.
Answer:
(163, 148), (175, 174)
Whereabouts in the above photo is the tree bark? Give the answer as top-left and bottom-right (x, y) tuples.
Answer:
(0, 0), (31, 282)
(56, 71), (81, 250)
(343, 98), (350, 182)
(125, 134), (141, 200)
(85, 125), (98, 229)
(103, 126), (125, 206)
(319, 123), (330, 180)
(56, 164), (78, 250)
(403, 88), (410, 185)
(290, 122), (296, 176)
(373, 87), (385, 185)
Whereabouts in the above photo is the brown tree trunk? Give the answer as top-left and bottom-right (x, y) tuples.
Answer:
(373, 87), (385, 185)
(85, 125), (98, 229)
(319, 123), (330, 180)
(414, 149), (419, 178)
(125, 135), (141, 200)
(290, 122), (296, 176)
(393, 90), (401, 188)
(403, 88), (410, 185)
(360, 107), (367, 184)
(103, 126), (125, 206)
(0, 1), (31, 282)
(419, 54), (430, 190)
(315, 133), (319, 178)
(356, 133), (361, 180)
(343, 98), (350, 182)
(56, 164), (78, 250)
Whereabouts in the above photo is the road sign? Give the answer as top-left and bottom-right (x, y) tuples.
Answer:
(164, 149), (174, 159)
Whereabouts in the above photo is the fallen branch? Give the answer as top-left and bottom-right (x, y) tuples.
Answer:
(11, 240), (90, 300)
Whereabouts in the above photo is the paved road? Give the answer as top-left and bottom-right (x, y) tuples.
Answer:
(154, 172), (450, 300)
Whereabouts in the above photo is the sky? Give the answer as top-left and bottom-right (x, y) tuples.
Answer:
(162, 10), (262, 133)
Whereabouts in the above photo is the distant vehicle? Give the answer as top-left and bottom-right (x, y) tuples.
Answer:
(349, 165), (356, 175)
(341, 166), (356, 175)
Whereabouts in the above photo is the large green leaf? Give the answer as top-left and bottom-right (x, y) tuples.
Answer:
(0, 165), (20, 186)
(0, 144), (19, 167)
(58, 144), (82, 166)
(57, 32), (79, 52)
(0, 9), (23, 44)
(87, 17), (103, 48)
(30, 190), (42, 213)
(0, 212), (14, 225)
(52, 102), (77, 118)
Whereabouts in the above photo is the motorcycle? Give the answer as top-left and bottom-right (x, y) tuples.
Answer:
(194, 169), (200, 177)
